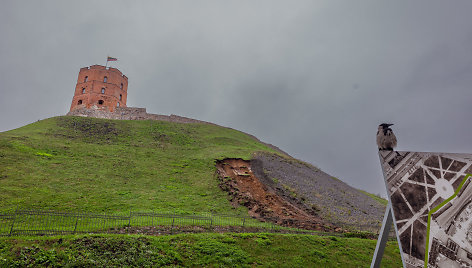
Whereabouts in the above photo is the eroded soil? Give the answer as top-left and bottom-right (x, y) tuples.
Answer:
(216, 158), (335, 232)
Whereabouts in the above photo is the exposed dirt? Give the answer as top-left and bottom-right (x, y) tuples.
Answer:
(216, 158), (336, 232)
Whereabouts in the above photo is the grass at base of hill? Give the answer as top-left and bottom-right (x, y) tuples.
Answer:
(0, 233), (402, 267)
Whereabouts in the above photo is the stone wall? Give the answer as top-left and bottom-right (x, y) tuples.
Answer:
(67, 107), (214, 125)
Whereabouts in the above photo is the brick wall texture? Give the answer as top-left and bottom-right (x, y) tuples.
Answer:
(70, 65), (128, 112)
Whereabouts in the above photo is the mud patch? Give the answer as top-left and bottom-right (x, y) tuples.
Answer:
(216, 158), (334, 231)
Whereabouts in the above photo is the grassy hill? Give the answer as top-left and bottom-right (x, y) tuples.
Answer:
(0, 116), (388, 226)
(0, 116), (277, 214)
(0, 116), (402, 266)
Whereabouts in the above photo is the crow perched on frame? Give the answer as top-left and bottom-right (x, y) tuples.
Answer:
(377, 123), (397, 151)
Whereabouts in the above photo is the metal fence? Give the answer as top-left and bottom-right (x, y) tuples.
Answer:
(0, 208), (383, 237)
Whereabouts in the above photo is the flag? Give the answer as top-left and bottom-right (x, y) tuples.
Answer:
(107, 56), (118, 62)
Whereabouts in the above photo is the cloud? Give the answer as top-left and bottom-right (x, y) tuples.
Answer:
(1, 1), (472, 196)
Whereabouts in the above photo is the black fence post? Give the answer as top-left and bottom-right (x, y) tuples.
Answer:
(45, 210), (50, 235)
(73, 211), (79, 234)
(242, 217), (245, 227)
(171, 216), (175, 235)
(9, 206), (19, 236)
(128, 210), (132, 227)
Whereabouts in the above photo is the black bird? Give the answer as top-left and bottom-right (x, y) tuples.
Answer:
(377, 123), (397, 151)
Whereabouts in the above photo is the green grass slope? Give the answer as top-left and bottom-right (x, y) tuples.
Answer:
(0, 233), (402, 267)
(0, 116), (277, 215)
(359, 190), (388, 206)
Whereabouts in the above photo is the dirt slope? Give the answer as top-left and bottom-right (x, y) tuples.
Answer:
(216, 158), (332, 231)
(216, 152), (385, 231)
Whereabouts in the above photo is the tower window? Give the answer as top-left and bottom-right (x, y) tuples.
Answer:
(82, 88), (85, 94)
(84, 76), (88, 82)
(120, 83), (123, 89)
(117, 102), (120, 107)
(119, 94), (122, 100)
(103, 76), (108, 83)
(78, 100), (83, 105)
(98, 100), (104, 105)
(101, 88), (105, 94)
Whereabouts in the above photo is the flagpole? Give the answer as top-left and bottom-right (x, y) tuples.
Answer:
(105, 56), (117, 68)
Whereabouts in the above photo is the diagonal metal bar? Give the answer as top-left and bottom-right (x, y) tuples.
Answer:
(371, 203), (393, 268)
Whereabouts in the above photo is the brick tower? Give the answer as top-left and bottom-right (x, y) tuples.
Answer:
(69, 65), (128, 112)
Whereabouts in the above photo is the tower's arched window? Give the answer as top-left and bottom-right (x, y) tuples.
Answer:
(117, 102), (120, 107)
(78, 100), (83, 105)
(120, 83), (123, 89)
(103, 76), (108, 83)
(84, 76), (88, 82)
(119, 94), (122, 100)
(101, 88), (105, 94)
(82, 88), (85, 94)
(98, 100), (104, 105)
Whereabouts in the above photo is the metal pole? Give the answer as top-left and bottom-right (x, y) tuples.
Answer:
(128, 210), (132, 227)
(9, 206), (19, 236)
(171, 216), (175, 235)
(73, 211), (79, 234)
(370, 203), (393, 268)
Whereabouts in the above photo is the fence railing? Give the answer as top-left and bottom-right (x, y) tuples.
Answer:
(0, 209), (382, 237)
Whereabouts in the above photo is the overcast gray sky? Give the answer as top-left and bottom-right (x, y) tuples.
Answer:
(1, 1), (472, 197)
